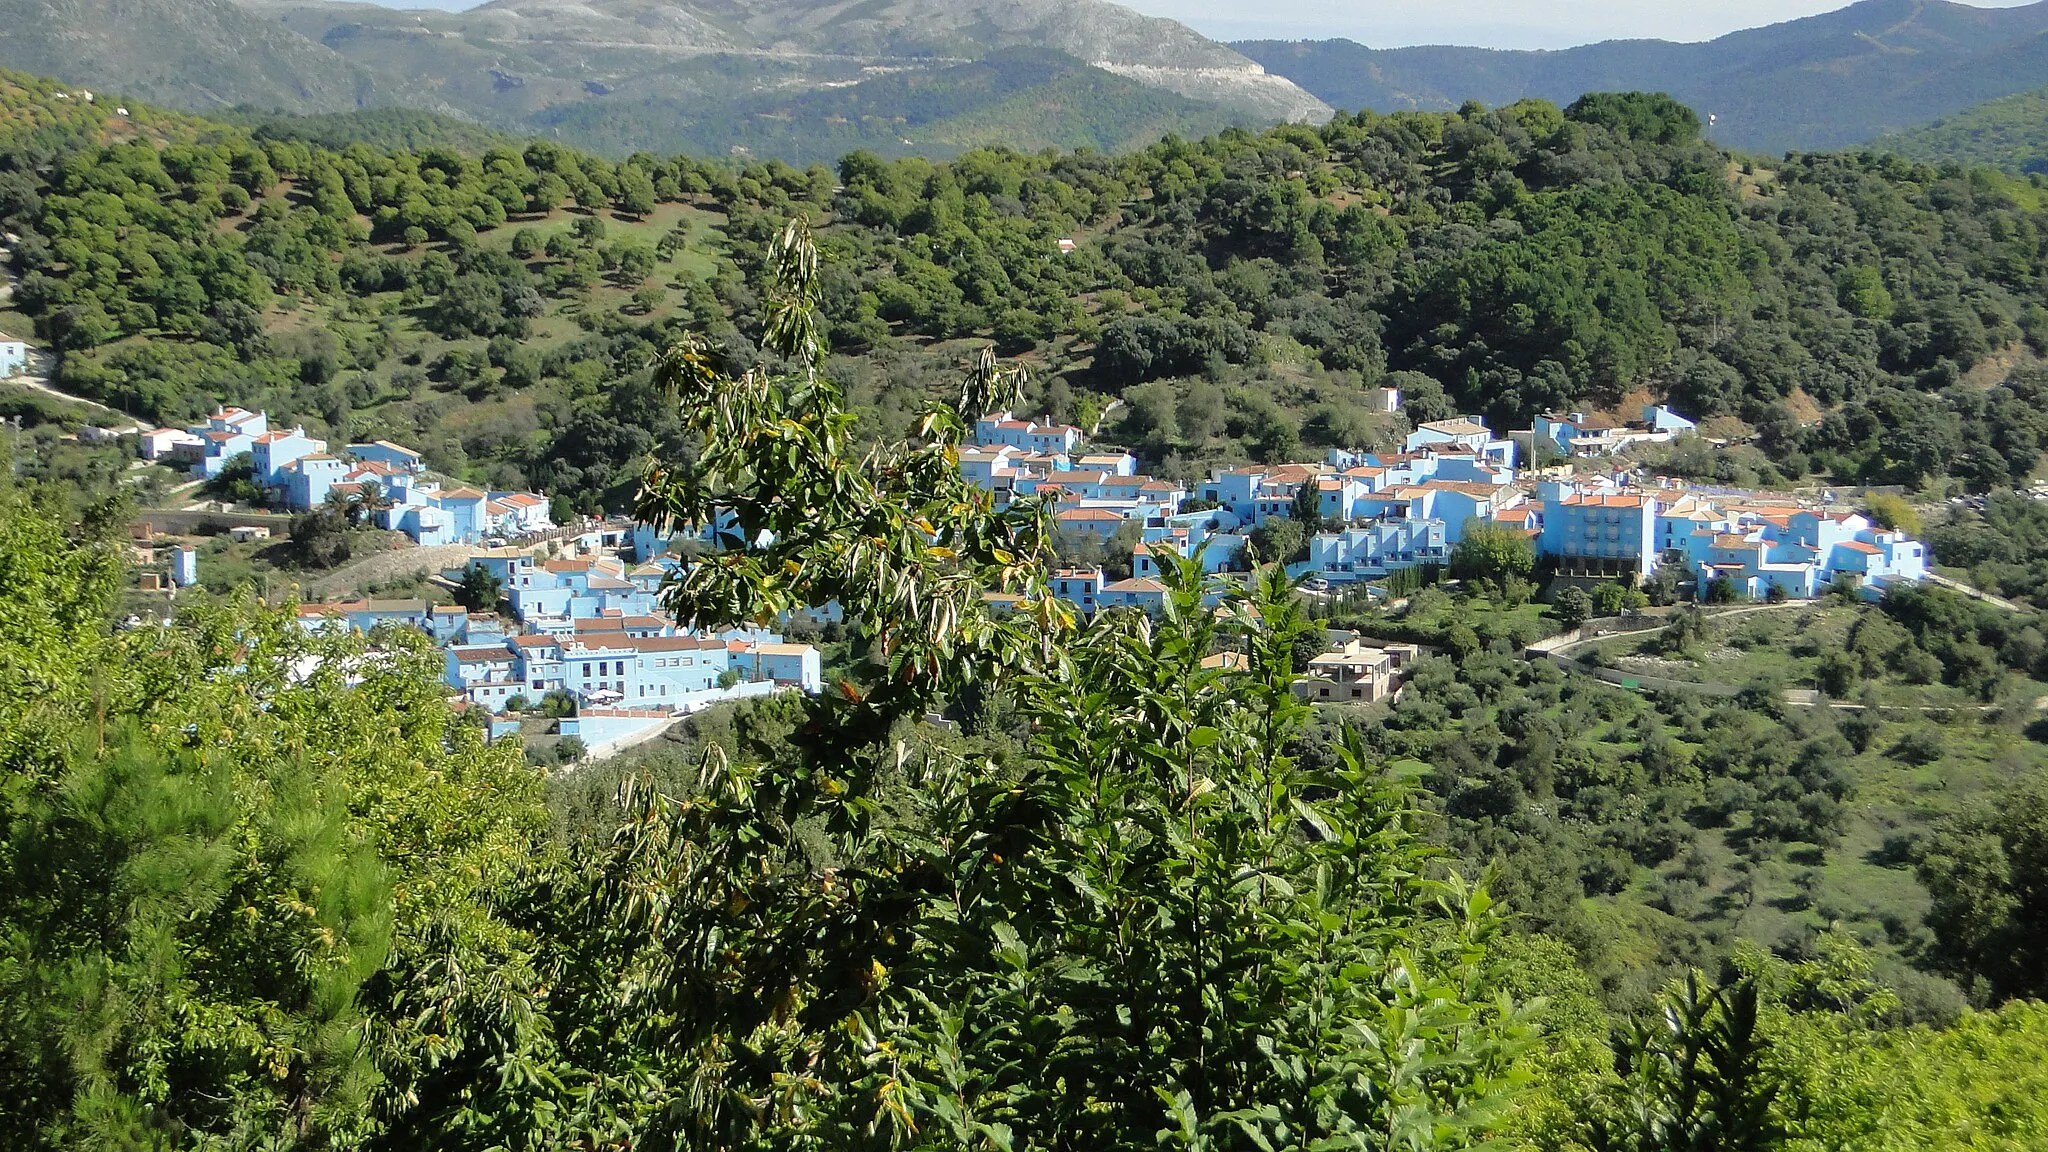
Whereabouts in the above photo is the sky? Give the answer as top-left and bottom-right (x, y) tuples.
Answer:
(348, 0), (2042, 51)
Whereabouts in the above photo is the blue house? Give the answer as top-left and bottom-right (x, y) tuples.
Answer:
(346, 440), (426, 473)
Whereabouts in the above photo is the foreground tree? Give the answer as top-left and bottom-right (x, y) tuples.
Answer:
(373, 220), (1536, 1150)
(0, 481), (541, 1148)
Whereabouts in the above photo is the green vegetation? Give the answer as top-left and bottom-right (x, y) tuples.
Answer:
(1930, 493), (2048, 609)
(8, 77), (2048, 524)
(1876, 83), (2048, 177)
(4, 223), (2046, 1149)
(221, 107), (528, 156)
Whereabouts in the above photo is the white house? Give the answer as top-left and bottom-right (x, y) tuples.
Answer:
(139, 427), (204, 461)
(1404, 416), (1516, 468)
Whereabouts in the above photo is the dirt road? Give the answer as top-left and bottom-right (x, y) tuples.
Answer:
(301, 543), (484, 598)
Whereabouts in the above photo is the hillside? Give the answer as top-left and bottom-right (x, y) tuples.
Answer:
(0, 0), (375, 114)
(7, 0), (1316, 160)
(1237, 0), (2048, 154)
(6, 72), (2048, 1149)
(525, 47), (1241, 162)
(1876, 82), (2048, 173)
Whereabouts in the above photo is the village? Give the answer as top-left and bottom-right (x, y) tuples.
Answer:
(963, 399), (1931, 703)
(110, 405), (822, 759)
(100, 392), (1933, 756)
(140, 406), (555, 547)
(293, 538), (825, 758)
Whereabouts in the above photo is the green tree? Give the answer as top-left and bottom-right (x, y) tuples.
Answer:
(1248, 514), (1309, 565)
(1865, 492), (1922, 537)
(1290, 476), (1324, 535)
(1918, 771), (2048, 1001)
(456, 562), (504, 611)
(1553, 584), (1593, 630)
(616, 168), (658, 219)
(1450, 519), (1536, 594)
(1835, 265), (1893, 321)
(1582, 975), (1782, 1152)
(0, 479), (541, 1149)
(367, 220), (1536, 1150)
(288, 506), (352, 568)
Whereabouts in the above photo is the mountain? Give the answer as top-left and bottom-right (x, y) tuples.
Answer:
(524, 46), (1242, 162)
(1875, 82), (2048, 173)
(1236, 0), (2048, 154)
(0, 0), (376, 114)
(248, 0), (1331, 155)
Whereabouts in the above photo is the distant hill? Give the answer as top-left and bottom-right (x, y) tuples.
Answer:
(527, 47), (1241, 162)
(245, 0), (1312, 159)
(1875, 83), (2048, 173)
(0, 0), (376, 115)
(6, 0), (1316, 160)
(1236, 0), (2048, 154)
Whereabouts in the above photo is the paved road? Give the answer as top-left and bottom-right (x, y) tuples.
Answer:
(6, 372), (145, 429)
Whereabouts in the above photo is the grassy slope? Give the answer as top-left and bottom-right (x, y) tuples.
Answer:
(1569, 604), (2045, 988)
(56, 193), (734, 496)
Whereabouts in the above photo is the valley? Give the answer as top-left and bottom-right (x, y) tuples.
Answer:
(1, 1), (2047, 1145)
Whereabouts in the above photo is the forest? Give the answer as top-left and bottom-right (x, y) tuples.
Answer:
(9, 78), (2048, 513)
(16, 72), (2048, 611)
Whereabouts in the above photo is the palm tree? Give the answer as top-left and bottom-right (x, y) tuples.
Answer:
(357, 479), (393, 529)
(322, 486), (359, 528)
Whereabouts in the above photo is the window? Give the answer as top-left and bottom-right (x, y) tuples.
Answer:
(582, 663), (591, 676)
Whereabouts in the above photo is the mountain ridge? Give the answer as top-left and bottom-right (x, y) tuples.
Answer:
(250, 0), (1331, 135)
(0, 0), (376, 114)
(1234, 0), (2048, 153)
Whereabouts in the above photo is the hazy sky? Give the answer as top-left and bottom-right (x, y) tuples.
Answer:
(357, 1), (2041, 51)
